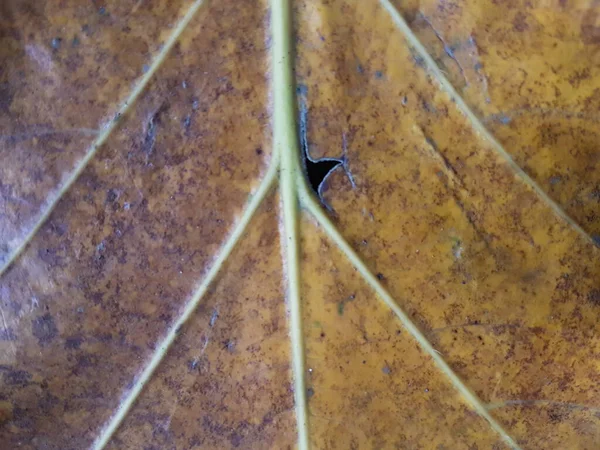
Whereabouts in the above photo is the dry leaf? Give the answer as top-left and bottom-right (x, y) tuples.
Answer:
(1, 0), (600, 449)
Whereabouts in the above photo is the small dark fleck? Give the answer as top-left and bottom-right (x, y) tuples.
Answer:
(113, 112), (122, 123)
(362, 360), (366, 364)
(401, 96), (408, 105)
(72, 36), (80, 47)
(99, 6), (108, 16)
(549, 175), (562, 186)
(320, 332), (326, 338)
(593, 235), (600, 247)
(3, 370), (32, 387)
(175, 325), (183, 334)
(255, 147), (263, 155)
(32, 313), (58, 346)
(319, 35), (325, 42)
(64, 336), (84, 350)
(306, 387), (315, 398)
(105, 189), (118, 204)
(588, 289), (600, 306)
(357, 63), (364, 74)
(375, 70), (384, 79)
(296, 84), (308, 95)
(376, 273), (385, 281)
(51, 37), (62, 50)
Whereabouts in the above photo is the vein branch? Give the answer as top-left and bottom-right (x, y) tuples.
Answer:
(0, 0), (207, 278)
(380, 0), (596, 248)
(92, 159), (279, 450)
(300, 188), (522, 450)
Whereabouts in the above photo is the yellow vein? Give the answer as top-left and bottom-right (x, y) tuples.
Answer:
(379, 0), (595, 248)
(0, 0), (207, 278)
(300, 188), (522, 450)
(271, 0), (310, 448)
(92, 159), (278, 450)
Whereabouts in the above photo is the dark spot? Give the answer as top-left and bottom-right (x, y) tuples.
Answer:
(512, 12), (529, 32)
(588, 289), (600, 306)
(548, 405), (567, 424)
(105, 189), (118, 204)
(51, 37), (62, 50)
(32, 314), (58, 346)
(64, 336), (84, 350)
(593, 235), (600, 247)
(72, 36), (80, 47)
(3, 369), (32, 387)
(98, 6), (108, 16)
(230, 432), (243, 447)
(376, 273), (385, 281)
(357, 63), (364, 74)
(320, 332), (326, 338)
(306, 387), (315, 398)
(296, 84), (308, 95)
(255, 147), (263, 155)
(223, 340), (235, 352)
(374, 70), (384, 79)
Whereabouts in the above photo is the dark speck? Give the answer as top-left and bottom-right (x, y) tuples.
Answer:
(588, 289), (600, 306)
(593, 235), (600, 247)
(3, 370), (32, 387)
(319, 35), (325, 42)
(105, 189), (118, 204)
(296, 84), (308, 95)
(99, 6), (108, 16)
(376, 273), (385, 281)
(306, 387), (315, 398)
(549, 175), (562, 186)
(51, 38), (62, 50)
(375, 70), (384, 79)
(255, 147), (263, 155)
(65, 336), (84, 350)
(32, 314), (58, 346)
(357, 63), (364, 74)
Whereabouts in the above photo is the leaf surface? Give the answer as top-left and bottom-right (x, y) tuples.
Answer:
(1, 0), (600, 449)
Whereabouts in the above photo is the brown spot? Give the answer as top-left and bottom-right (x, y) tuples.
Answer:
(582, 11), (600, 45)
(512, 12), (529, 32)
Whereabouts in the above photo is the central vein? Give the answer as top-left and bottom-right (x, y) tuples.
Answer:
(270, 0), (310, 448)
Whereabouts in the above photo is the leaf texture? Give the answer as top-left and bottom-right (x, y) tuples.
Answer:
(2, 0), (600, 449)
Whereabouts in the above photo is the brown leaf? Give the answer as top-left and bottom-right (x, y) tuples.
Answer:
(2, 0), (600, 449)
